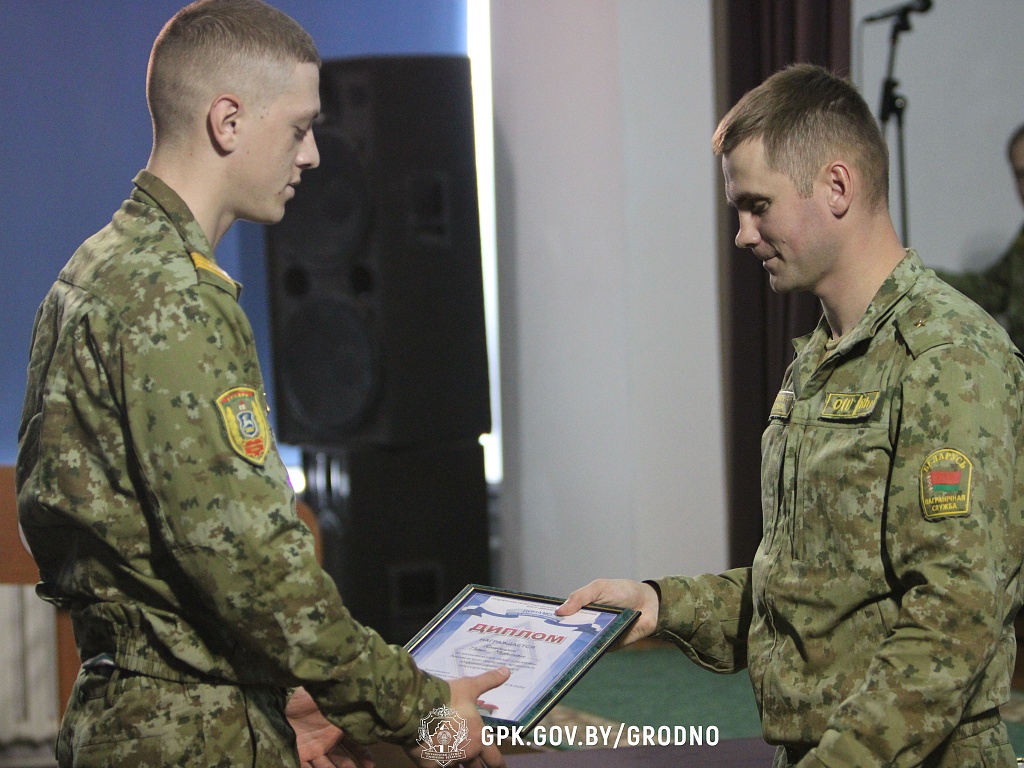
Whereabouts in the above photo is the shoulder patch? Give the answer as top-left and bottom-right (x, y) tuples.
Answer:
(216, 387), (270, 466)
(920, 448), (972, 520)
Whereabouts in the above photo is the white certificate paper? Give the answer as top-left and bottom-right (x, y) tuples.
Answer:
(407, 585), (636, 728)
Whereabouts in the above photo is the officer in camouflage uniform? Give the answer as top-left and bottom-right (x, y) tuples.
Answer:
(934, 123), (1024, 352)
(16, 2), (508, 767)
(559, 65), (1024, 767)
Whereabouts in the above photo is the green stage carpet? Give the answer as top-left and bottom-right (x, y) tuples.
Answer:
(553, 643), (1024, 754)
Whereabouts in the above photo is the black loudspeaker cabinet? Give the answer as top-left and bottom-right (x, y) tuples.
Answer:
(311, 441), (491, 645)
(266, 55), (491, 448)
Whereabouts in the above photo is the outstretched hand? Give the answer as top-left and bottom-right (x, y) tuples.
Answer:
(556, 578), (660, 646)
(406, 666), (511, 768)
(286, 686), (375, 768)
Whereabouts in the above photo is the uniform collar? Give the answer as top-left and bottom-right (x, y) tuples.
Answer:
(131, 170), (217, 267)
(793, 249), (924, 358)
(855, 248), (924, 339)
(788, 251), (924, 397)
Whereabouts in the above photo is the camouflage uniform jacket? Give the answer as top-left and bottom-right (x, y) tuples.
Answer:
(935, 223), (1024, 352)
(16, 171), (447, 745)
(653, 252), (1024, 766)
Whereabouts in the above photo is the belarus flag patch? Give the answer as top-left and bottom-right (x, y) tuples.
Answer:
(919, 448), (973, 520)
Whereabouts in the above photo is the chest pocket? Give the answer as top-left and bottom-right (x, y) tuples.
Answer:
(791, 392), (892, 565)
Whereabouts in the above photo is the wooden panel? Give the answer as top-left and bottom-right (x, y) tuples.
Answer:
(56, 609), (77, 716)
(0, 466), (38, 585)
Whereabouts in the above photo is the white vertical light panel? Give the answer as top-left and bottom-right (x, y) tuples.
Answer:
(0, 585), (58, 746)
(617, 1), (724, 578)
(467, 0), (504, 485)
(490, 0), (725, 594)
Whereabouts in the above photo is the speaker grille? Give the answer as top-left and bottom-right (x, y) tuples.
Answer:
(266, 55), (490, 448)
(279, 298), (377, 433)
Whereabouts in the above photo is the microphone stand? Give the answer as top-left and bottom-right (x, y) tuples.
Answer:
(303, 447), (350, 590)
(877, 9), (914, 246)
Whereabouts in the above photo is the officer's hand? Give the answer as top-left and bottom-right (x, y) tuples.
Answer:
(556, 579), (659, 646)
(286, 686), (375, 768)
(320, 737), (375, 768)
(406, 666), (511, 768)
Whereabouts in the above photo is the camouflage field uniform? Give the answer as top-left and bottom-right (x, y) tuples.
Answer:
(935, 224), (1024, 352)
(652, 252), (1024, 767)
(16, 171), (448, 766)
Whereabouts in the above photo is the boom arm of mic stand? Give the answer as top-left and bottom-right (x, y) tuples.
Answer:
(877, 10), (912, 244)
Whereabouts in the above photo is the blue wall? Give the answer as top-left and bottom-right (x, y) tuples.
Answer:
(0, 0), (467, 465)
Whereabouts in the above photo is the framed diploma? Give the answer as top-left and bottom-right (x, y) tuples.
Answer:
(406, 584), (638, 731)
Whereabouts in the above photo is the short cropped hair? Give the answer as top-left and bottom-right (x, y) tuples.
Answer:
(712, 64), (889, 210)
(147, 0), (320, 144)
(1008, 123), (1024, 161)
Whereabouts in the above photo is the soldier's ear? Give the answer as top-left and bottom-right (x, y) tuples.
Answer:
(208, 94), (243, 154)
(824, 160), (853, 218)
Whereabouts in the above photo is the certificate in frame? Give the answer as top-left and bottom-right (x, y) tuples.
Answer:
(405, 584), (638, 732)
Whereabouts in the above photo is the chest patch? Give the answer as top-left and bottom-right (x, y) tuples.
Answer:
(819, 391), (880, 420)
(919, 448), (973, 520)
(770, 390), (795, 421)
(216, 387), (270, 466)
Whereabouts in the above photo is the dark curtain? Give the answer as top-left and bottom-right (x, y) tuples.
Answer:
(716, 0), (852, 568)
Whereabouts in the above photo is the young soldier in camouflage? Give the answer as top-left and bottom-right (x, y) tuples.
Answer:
(15, 1), (508, 766)
(559, 64), (1024, 767)
(935, 124), (1024, 352)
